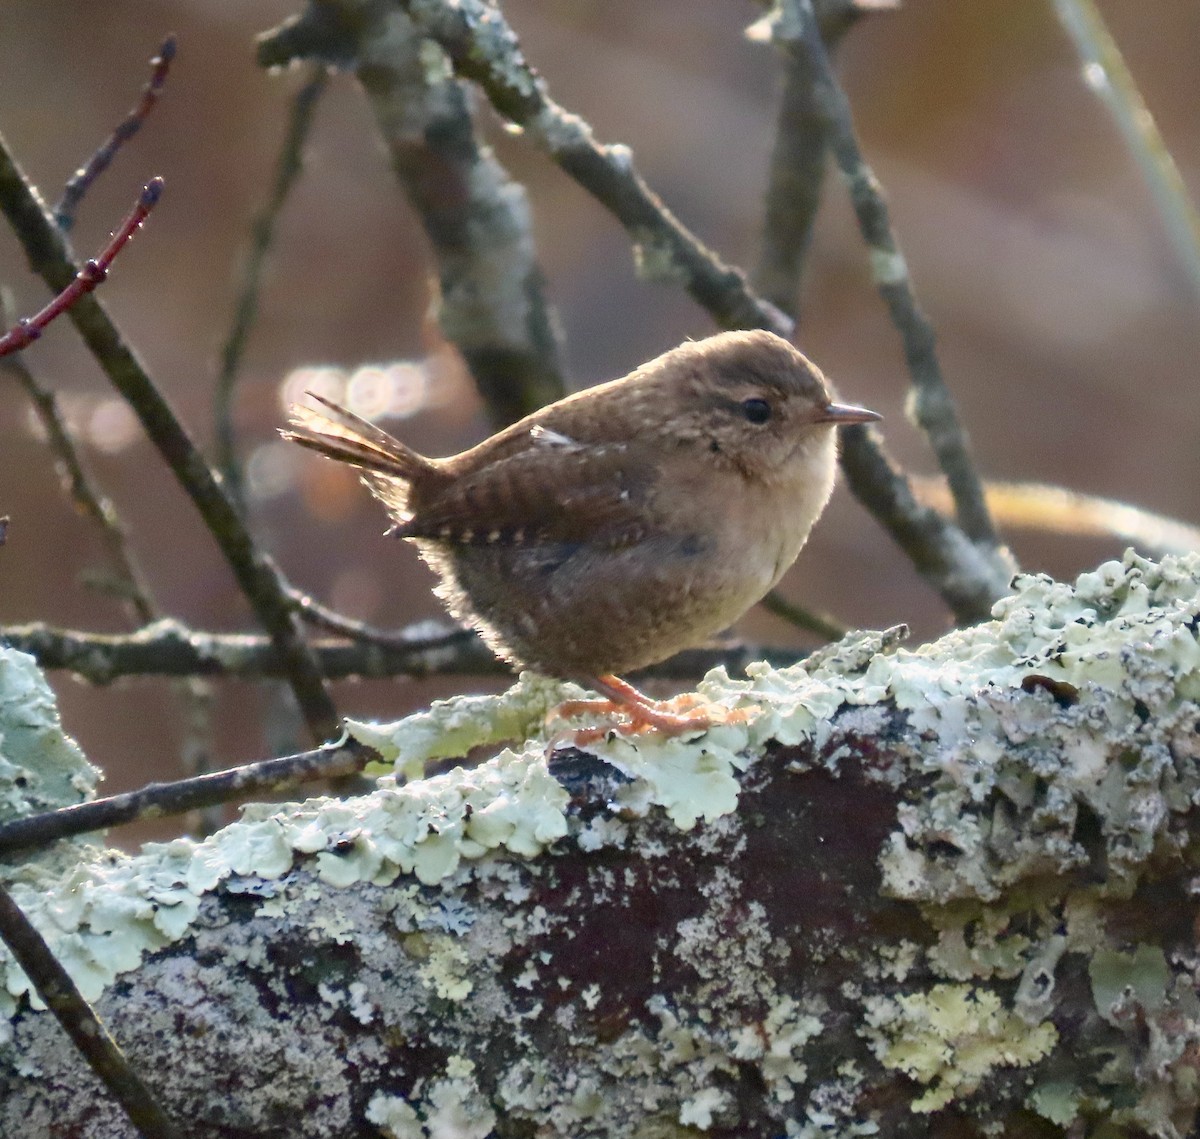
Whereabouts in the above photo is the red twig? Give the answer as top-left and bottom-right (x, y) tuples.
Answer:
(0, 178), (163, 358)
(54, 35), (176, 232)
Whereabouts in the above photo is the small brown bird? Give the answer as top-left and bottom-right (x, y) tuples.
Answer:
(283, 330), (879, 736)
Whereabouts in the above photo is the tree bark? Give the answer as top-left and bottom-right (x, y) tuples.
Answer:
(3, 550), (1199, 1138)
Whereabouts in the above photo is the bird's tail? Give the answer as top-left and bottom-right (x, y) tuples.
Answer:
(282, 392), (435, 482)
(282, 393), (443, 522)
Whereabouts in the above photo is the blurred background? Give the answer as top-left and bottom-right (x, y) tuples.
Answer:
(0, 1), (1197, 840)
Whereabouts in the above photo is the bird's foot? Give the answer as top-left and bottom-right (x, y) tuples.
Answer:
(549, 675), (745, 749)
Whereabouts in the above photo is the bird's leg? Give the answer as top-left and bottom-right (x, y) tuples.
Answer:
(550, 674), (731, 748)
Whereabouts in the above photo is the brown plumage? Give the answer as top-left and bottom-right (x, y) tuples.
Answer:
(283, 330), (879, 735)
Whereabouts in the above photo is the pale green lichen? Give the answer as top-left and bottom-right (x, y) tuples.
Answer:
(0, 646), (97, 828)
(729, 997), (824, 1102)
(1027, 1079), (1084, 1128)
(678, 1085), (728, 1129)
(365, 1092), (422, 1139)
(1, 747), (569, 1005)
(862, 984), (1058, 1112)
(1089, 943), (1171, 1023)
(413, 934), (474, 1001)
(5, 551), (1200, 1133)
(349, 671), (575, 779)
(365, 1056), (496, 1139)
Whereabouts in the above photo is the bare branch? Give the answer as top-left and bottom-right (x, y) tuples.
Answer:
(53, 35), (176, 233)
(0, 884), (183, 1138)
(0, 316), (155, 625)
(0, 134), (338, 744)
(770, 0), (1000, 551)
(0, 179), (162, 357)
(1054, 0), (1200, 299)
(393, 0), (793, 338)
(2, 303), (220, 834)
(838, 424), (1011, 620)
(0, 618), (801, 685)
(752, 0), (899, 318)
(214, 67), (329, 506)
(759, 589), (846, 641)
(289, 587), (458, 647)
(0, 738), (377, 856)
(914, 475), (1200, 556)
(258, 4), (568, 429)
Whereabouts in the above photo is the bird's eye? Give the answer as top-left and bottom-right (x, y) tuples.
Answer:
(740, 397), (772, 424)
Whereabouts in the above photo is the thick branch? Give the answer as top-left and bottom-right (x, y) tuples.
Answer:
(2, 552), (1198, 1135)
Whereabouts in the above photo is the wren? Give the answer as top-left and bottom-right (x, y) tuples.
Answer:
(283, 330), (880, 737)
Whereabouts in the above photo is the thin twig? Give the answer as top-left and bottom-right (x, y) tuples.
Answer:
(760, 590), (846, 641)
(1051, 0), (1200, 297)
(288, 588), (458, 646)
(0, 618), (801, 684)
(53, 35), (176, 232)
(1, 314), (155, 625)
(258, 6), (568, 429)
(772, 0), (999, 551)
(388, 0), (1010, 623)
(752, 0), (899, 318)
(214, 67), (328, 506)
(0, 738), (377, 856)
(2, 307), (221, 834)
(1053, 0), (1200, 299)
(0, 134), (338, 744)
(0, 883), (183, 1138)
(0, 180), (163, 357)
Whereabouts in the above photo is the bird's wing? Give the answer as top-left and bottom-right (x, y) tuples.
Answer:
(396, 427), (657, 549)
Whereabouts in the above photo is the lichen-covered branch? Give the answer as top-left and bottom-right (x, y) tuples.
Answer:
(258, 0), (567, 429)
(3, 551), (1199, 1136)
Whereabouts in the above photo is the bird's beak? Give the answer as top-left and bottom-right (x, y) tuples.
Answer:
(815, 402), (882, 426)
